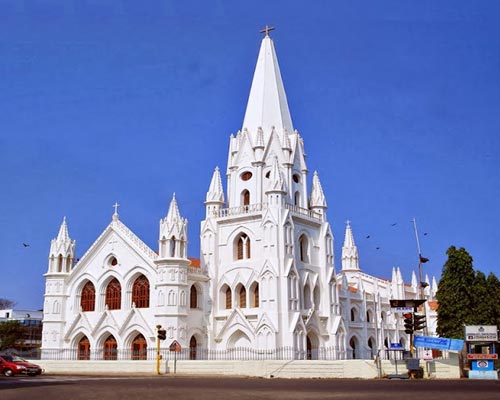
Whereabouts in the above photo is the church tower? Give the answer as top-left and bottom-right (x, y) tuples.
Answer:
(42, 217), (75, 353)
(201, 30), (339, 352)
(154, 194), (191, 346)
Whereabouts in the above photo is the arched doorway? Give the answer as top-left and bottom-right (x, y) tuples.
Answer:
(189, 336), (197, 360)
(306, 334), (319, 360)
(78, 336), (90, 360)
(104, 334), (117, 360)
(131, 334), (147, 360)
(349, 336), (359, 359)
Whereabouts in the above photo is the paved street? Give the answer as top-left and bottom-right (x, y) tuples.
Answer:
(1, 375), (499, 400)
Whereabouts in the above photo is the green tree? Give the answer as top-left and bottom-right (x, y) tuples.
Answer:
(0, 320), (25, 351)
(470, 271), (490, 324)
(436, 246), (476, 338)
(486, 273), (500, 328)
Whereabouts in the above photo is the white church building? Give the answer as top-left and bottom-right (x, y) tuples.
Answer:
(41, 32), (438, 361)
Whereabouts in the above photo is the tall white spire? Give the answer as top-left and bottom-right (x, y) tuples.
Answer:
(242, 32), (293, 140)
(166, 193), (182, 223)
(341, 221), (359, 271)
(159, 194), (188, 259)
(56, 216), (70, 242)
(310, 171), (327, 209)
(206, 167), (224, 203)
(48, 217), (76, 273)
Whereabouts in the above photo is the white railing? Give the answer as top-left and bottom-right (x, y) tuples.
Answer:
(212, 202), (322, 221)
(212, 203), (265, 218)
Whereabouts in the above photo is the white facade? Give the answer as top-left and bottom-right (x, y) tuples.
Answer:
(41, 33), (437, 361)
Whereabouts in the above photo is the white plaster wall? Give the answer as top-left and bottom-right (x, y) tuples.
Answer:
(35, 359), (461, 379)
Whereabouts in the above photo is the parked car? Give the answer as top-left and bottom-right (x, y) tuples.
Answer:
(0, 355), (43, 377)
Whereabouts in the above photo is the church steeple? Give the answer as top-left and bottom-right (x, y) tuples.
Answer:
(159, 194), (188, 259)
(48, 217), (76, 274)
(205, 167), (224, 217)
(309, 171), (327, 220)
(242, 31), (293, 142)
(341, 221), (359, 271)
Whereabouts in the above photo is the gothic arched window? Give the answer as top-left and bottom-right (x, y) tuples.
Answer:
(131, 334), (147, 360)
(236, 233), (251, 260)
(132, 275), (150, 308)
(190, 285), (198, 309)
(81, 281), (95, 312)
(242, 190), (250, 206)
(252, 283), (259, 308)
(239, 286), (247, 308)
(103, 334), (117, 360)
(78, 336), (90, 360)
(299, 234), (309, 263)
(105, 278), (121, 310)
(225, 287), (232, 309)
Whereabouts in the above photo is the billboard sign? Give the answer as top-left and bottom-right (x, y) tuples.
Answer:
(465, 325), (498, 342)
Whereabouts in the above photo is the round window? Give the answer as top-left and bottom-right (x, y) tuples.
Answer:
(240, 171), (253, 181)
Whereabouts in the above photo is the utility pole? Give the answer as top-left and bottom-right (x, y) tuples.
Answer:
(156, 325), (161, 375)
(412, 218), (429, 336)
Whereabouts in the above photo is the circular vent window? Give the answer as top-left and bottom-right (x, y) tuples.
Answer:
(240, 171), (253, 181)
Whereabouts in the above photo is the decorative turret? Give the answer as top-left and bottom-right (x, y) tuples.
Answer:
(341, 221), (359, 271)
(309, 171), (327, 220)
(265, 156), (286, 206)
(48, 217), (75, 274)
(205, 167), (225, 217)
(159, 194), (188, 259)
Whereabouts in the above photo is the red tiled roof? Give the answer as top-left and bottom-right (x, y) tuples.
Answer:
(188, 258), (200, 268)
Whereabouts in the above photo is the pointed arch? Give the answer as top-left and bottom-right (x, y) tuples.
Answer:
(132, 274), (150, 308)
(303, 284), (312, 309)
(235, 233), (251, 260)
(81, 281), (96, 312)
(250, 282), (259, 308)
(131, 333), (147, 360)
(189, 336), (197, 360)
(170, 237), (176, 257)
(349, 335), (360, 359)
(78, 335), (90, 360)
(299, 234), (309, 263)
(103, 334), (118, 360)
(241, 189), (250, 206)
(294, 191), (300, 207)
(227, 329), (251, 349)
(105, 278), (121, 310)
(190, 285), (198, 309)
(237, 284), (247, 308)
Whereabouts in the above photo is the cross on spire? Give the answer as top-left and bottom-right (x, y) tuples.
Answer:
(113, 202), (120, 215)
(259, 25), (275, 37)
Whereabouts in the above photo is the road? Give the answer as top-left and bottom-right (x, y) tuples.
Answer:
(1, 375), (499, 400)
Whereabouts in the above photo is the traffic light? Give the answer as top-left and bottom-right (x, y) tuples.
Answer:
(403, 313), (414, 335)
(413, 314), (426, 331)
(157, 329), (166, 340)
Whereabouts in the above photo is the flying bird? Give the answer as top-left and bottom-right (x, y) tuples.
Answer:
(376, 247), (380, 250)
(390, 222), (397, 226)
(22, 243), (30, 247)
(366, 235), (371, 239)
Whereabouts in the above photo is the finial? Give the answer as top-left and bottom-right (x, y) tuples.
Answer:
(346, 219), (350, 227)
(259, 25), (275, 37)
(112, 202), (120, 221)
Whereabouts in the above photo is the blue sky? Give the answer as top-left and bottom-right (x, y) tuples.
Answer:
(1, 0), (499, 310)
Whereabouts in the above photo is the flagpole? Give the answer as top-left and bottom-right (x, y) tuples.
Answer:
(412, 217), (429, 336)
